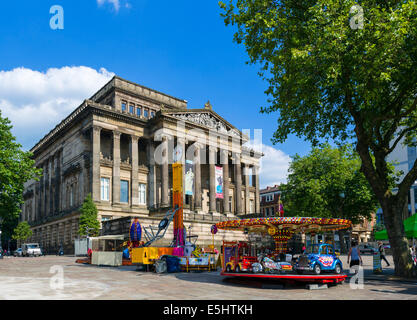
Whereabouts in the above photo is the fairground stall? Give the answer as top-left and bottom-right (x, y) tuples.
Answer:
(214, 217), (352, 285)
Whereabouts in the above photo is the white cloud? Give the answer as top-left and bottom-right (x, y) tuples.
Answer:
(97, 0), (130, 12)
(244, 137), (291, 188)
(258, 144), (291, 188)
(0, 66), (114, 150)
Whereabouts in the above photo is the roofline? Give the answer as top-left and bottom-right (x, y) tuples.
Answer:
(90, 75), (188, 105)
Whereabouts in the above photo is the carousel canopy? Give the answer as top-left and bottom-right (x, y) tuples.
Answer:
(216, 217), (352, 235)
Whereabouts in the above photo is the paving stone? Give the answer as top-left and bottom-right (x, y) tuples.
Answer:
(0, 255), (416, 299)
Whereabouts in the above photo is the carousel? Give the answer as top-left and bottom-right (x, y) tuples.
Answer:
(215, 217), (352, 285)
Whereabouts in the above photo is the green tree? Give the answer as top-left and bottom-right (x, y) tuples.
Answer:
(78, 194), (100, 237)
(281, 144), (379, 253)
(220, 0), (417, 277)
(0, 111), (41, 248)
(12, 221), (33, 242)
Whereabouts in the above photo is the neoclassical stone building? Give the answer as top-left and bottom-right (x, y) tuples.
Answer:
(21, 76), (262, 253)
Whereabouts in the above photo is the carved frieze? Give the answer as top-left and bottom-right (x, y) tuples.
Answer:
(171, 112), (240, 137)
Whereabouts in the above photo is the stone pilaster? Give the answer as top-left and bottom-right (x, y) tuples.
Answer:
(46, 225), (51, 251)
(112, 130), (121, 204)
(161, 137), (169, 207)
(63, 221), (67, 245)
(234, 153), (243, 215)
(131, 135), (139, 207)
(58, 222), (64, 247)
(147, 140), (156, 208)
(92, 126), (101, 202)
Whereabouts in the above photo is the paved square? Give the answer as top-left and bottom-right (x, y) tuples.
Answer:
(0, 255), (416, 300)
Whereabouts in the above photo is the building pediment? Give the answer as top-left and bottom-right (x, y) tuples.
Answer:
(163, 110), (242, 138)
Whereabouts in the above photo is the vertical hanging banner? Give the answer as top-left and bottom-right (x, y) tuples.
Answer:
(184, 160), (194, 196)
(215, 166), (223, 199)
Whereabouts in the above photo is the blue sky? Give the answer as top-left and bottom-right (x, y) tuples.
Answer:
(0, 0), (312, 187)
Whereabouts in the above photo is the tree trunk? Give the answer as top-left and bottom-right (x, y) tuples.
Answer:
(338, 229), (348, 254)
(382, 199), (415, 278)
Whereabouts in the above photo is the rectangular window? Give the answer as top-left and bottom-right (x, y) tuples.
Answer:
(69, 185), (74, 207)
(139, 183), (147, 205)
(229, 196), (232, 212)
(100, 177), (110, 201)
(120, 180), (129, 203)
(136, 107), (142, 117)
(150, 111), (155, 118)
(144, 109), (149, 118)
(121, 102), (127, 112)
(250, 200), (254, 213)
(129, 105), (135, 114)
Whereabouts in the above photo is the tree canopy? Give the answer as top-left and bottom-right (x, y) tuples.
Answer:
(281, 144), (379, 223)
(220, 0), (417, 276)
(12, 221), (33, 242)
(0, 111), (41, 246)
(78, 194), (100, 237)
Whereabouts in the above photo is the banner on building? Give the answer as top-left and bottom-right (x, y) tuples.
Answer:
(215, 166), (223, 199)
(184, 160), (194, 196)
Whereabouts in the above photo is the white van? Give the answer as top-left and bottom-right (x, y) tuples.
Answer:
(22, 243), (42, 257)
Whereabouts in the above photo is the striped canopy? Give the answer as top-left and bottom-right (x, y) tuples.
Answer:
(216, 217), (352, 234)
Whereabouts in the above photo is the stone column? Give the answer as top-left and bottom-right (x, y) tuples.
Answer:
(244, 163), (250, 214)
(253, 165), (260, 214)
(35, 182), (40, 222)
(177, 138), (186, 204)
(112, 130), (121, 204)
(55, 151), (61, 215)
(49, 157), (54, 215)
(72, 218), (79, 243)
(46, 225), (51, 251)
(147, 140), (156, 208)
(58, 222), (64, 247)
(92, 126), (101, 202)
(234, 153), (243, 215)
(161, 137), (169, 207)
(194, 144), (202, 211)
(63, 221), (67, 246)
(221, 149), (230, 215)
(131, 135), (139, 207)
(43, 162), (48, 218)
(209, 146), (217, 214)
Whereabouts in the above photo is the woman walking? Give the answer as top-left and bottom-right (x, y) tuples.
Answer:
(347, 240), (362, 271)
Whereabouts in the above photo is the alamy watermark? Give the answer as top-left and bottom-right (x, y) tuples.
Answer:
(349, 265), (364, 289)
(350, 5), (364, 30)
(50, 5), (64, 30)
(49, 265), (64, 290)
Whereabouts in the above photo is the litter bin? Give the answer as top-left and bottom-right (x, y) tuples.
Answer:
(165, 255), (181, 273)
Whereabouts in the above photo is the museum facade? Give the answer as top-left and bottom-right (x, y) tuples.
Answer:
(21, 76), (262, 252)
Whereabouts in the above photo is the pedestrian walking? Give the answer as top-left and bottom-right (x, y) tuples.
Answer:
(347, 240), (362, 271)
(378, 241), (390, 267)
(301, 243), (306, 253)
(410, 245), (416, 266)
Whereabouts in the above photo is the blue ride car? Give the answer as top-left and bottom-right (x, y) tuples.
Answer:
(296, 243), (343, 275)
